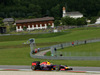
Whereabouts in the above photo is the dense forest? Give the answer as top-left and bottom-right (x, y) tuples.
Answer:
(0, 0), (100, 19)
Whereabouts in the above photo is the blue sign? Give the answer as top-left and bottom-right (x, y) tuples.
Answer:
(29, 38), (35, 43)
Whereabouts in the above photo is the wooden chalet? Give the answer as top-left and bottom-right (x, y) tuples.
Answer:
(15, 17), (54, 32)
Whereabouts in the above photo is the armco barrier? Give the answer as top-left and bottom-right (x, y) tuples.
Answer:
(30, 52), (100, 60)
(30, 38), (100, 60)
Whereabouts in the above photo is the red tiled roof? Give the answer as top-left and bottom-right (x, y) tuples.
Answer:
(15, 17), (54, 23)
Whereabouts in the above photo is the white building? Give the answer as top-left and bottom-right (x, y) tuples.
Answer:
(15, 17), (54, 32)
(62, 7), (83, 18)
(3, 18), (14, 25)
(95, 17), (100, 24)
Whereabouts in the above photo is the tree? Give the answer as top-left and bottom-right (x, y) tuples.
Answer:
(0, 17), (3, 23)
(9, 24), (16, 31)
(28, 16), (36, 19)
(28, 4), (42, 17)
(61, 17), (67, 25)
(97, 11), (100, 16)
(61, 16), (87, 26)
(76, 17), (87, 26)
(61, 16), (76, 26)
(23, 26), (27, 31)
(0, 17), (4, 26)
(45, 10), (50, 16)
(54, 20), (60, 26)
(0, 12), (5, 18)
(0, 0), (100, 19)
(90, 17), (98, 24)
(51, 4), (61, 19)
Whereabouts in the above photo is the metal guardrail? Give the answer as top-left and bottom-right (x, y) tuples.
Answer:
(30, 52), (100, 60)
(56, 51), (100, 57)
(0, 32), (52, 36)
(30, 38), (100, 60)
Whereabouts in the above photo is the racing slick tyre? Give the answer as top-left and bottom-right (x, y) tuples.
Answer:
(48, 67), (54, 71)
(32, 61), (41, 70)
(31, 65), (36, 71)
(55, 65), (60, 71)
(69, 68), (73, 70)
(35, 61), (40, 70)
(33, 61), (40, 65)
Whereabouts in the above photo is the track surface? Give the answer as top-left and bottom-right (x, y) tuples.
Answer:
(0, 65), (100, 71)
(0, 65), (100, 75)
(0, 71), (98, 75)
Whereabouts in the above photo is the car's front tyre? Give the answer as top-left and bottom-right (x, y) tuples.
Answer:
(31, 66), (36, 71)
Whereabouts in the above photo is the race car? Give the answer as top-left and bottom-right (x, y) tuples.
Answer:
(31, 61), (73, 71)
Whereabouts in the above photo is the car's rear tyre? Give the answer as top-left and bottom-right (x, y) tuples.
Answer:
(32, 61), (40, 70)
(66, 68), (73, 70)
(33, 61), (40, 65)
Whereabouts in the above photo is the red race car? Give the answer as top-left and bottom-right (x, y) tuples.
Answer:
(31, 61), (73, 71)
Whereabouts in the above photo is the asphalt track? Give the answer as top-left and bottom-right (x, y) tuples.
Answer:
(0, 65), (100, 71)
(0, 65), (100, 75)
(0, 50), (100, 75)
(0, 71), (99, 75)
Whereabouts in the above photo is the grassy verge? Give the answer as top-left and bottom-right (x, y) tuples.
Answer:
(0, 32), (67, 42)
(1, 27), (100, 43)
(0, 47), (100, 67)
(46, 42), (100, 56)
(0, 27), (100, 67)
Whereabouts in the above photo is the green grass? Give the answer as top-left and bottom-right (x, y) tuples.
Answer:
(0, 40), (25, 46)
(60, 42), (100, 52)
(46, 42), (100, 56)
(0, 32), (67, 42)
(1, 27), (100, 43)
(0, 47), (100, 67)
(0, 27), (100, 67)
(35, 28), (100, 43)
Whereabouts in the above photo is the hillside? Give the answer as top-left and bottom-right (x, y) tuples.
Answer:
(0, 0), (100, 19)
(0, 27), (100, 66)
(0, 27), (100, 43)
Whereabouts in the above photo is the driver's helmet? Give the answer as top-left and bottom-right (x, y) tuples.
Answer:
(47, 61), (51, 65)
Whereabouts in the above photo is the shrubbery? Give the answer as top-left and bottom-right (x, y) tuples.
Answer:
(61, 16), (87, 26)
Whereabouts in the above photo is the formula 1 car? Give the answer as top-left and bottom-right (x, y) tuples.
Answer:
(31, 61), (73, 71)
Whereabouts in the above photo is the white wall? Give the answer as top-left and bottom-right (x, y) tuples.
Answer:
(70, 15), (83, 19)
(95, 17), (100, 24)
(16, 26), (23, 32)
(16, 23), (54, 32)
